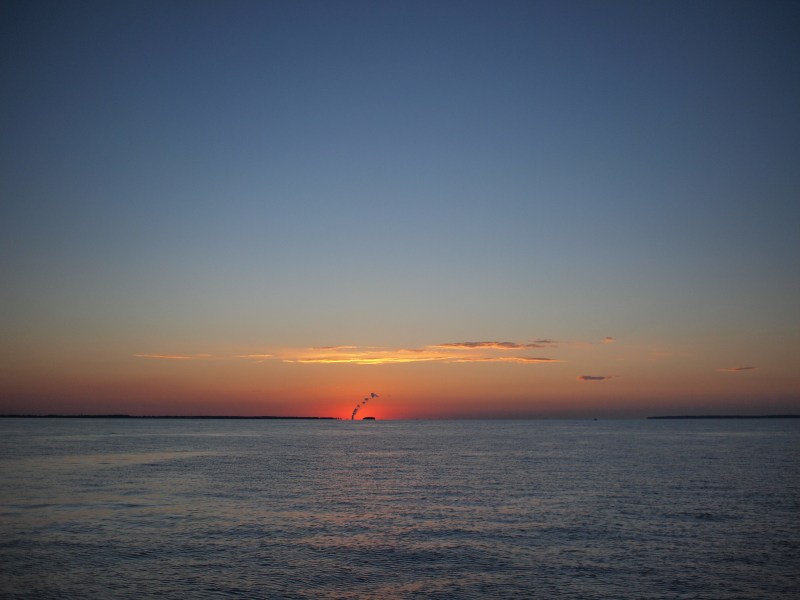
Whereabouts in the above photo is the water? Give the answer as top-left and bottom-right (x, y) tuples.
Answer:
(1, 418), (798, 599)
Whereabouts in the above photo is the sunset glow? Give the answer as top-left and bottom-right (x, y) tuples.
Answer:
(1, 1), (798, 419)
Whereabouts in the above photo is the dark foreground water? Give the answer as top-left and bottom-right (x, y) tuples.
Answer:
(1, 419), (798, 599)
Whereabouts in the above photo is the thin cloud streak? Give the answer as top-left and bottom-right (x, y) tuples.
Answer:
(309, 345), (359, 351)
(283, 343), (563, 365)
(285, 355), (561, 365)
(136, 338), (566, 367)
(577, 375), (613, 381)
(450, 356), (562, 364)
(717, 366), (757, 372)
(284, 356), (451, 365)
(432, 340), (556, 350)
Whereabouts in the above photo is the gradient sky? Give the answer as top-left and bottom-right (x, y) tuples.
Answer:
(2, 0), (798, 418)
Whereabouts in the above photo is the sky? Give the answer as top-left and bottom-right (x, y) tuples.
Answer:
(1, 0), (798, 419)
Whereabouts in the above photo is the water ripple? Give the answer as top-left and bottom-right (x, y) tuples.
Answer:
(1, 419), (798, 598)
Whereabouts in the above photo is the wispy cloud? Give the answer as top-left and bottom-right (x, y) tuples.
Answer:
(309, 345), (359, 351)
(285, 355), (450, 365)
(447, 356), (561, 364)
(576, 375), (613, 381)
(431, 340), (555, 350)
(717, 366), (757, 372)
(286, 354), (562, 365)
(601, 337), (616, 344)
(282, 342), (562, 366)
(136, 338), (565, 367)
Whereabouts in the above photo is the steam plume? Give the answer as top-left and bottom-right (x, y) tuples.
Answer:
(351, 392), (379, 419)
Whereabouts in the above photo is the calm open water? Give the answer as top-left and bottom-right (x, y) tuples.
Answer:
(0, 418), (798, 599)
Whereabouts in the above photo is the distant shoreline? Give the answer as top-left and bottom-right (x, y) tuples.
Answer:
(648, 415), (800, 419)
(0, 414), (339, 420)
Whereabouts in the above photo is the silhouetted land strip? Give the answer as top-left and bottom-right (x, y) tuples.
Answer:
(648, 415), (799, 419)
(0, 414), (338, 419)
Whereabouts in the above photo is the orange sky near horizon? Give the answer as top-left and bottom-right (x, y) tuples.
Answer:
(2, 335), (797, 419)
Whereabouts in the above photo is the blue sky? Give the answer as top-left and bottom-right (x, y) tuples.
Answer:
(1, 1), (798, 416)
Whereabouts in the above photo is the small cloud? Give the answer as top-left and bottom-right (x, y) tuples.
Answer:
(717, 366), (757, 373)
(432, 341), (554, 350)
(450, 356), (562, 364)
(236, 354), (274, 359)
(601, 337), (616, 344)
(433, 341), (525, 350)
(309, 345), (359, 351)
(576, 375), (613, 381)
(284, 355), (449, 365)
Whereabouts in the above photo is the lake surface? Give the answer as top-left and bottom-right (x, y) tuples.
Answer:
(1, 418), (798, 599)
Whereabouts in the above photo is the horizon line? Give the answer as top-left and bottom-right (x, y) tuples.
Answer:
(2, 414), (799, 420)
